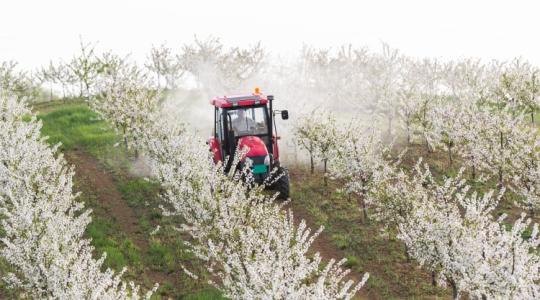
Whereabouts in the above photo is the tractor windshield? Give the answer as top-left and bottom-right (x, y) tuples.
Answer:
(228, 107), (268, 137)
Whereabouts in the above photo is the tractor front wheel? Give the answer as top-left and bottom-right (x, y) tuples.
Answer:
(273, 167), (290, 200)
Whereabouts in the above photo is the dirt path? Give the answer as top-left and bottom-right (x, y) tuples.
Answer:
(65, 150), (176, 286)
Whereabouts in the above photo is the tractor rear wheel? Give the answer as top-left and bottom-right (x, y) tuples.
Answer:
(274, 167), (290, 200)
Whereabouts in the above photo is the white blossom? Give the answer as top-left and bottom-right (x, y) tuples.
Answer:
(397, 165), (540, 299)
(0, 92), (154, 299)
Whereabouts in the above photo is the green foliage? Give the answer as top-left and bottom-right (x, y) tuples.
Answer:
(344, 255), (360, 268)
(522, 227), (533, 240)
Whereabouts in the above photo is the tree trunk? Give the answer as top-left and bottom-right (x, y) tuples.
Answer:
(450, 279), (458, 300)
(294, 144), (298, 165)
(499, 131), (504, 185)
(85, 82), (90, 100)
(62, 85), (67, 103)
(360, 197), (369, 223)
(310, 154), (314, 174)
(424, 132), (432, 153)
(405, 245), (411, 263)
(123, 127), (129, 153)
(388, 115), (393, 137)
(323, 159), (328, 186)
(406, 124), (411, 145)
(431, 271), (437, 287)
(448, 146), (453, 167)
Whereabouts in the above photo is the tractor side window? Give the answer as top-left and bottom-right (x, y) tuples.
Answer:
(217, 109), (224, 141)
(252, 108), (268, 134)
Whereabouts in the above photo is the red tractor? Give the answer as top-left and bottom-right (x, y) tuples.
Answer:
(208, 89), (290, 199)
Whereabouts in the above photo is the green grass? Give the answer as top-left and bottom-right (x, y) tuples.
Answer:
(344, 255), (360, 268)
(182, 289), (224, 300)
(85, 214), (143, 271)
(37, 102), (132, 172)
(118, 178), (161, 208)
(147, 239), (176, 270)
(38, 103), (118, 151)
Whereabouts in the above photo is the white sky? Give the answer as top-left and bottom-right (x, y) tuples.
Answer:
(1, 0), (540, 69)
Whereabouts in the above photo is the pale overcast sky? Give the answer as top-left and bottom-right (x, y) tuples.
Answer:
(1, 0), (539, 69)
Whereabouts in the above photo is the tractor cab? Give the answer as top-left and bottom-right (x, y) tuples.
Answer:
(208, 89), (290, 199)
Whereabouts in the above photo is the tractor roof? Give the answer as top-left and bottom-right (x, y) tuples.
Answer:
(210, 93), (269, 108)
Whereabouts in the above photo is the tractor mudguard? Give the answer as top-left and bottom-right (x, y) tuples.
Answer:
(208, 137), (222, 162)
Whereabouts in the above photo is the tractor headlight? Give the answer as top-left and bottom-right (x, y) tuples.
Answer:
(264, 155), (270, 166)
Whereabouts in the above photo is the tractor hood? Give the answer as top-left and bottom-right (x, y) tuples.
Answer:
(238, 136), (269, 158)
(238, 136), (269, 175)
